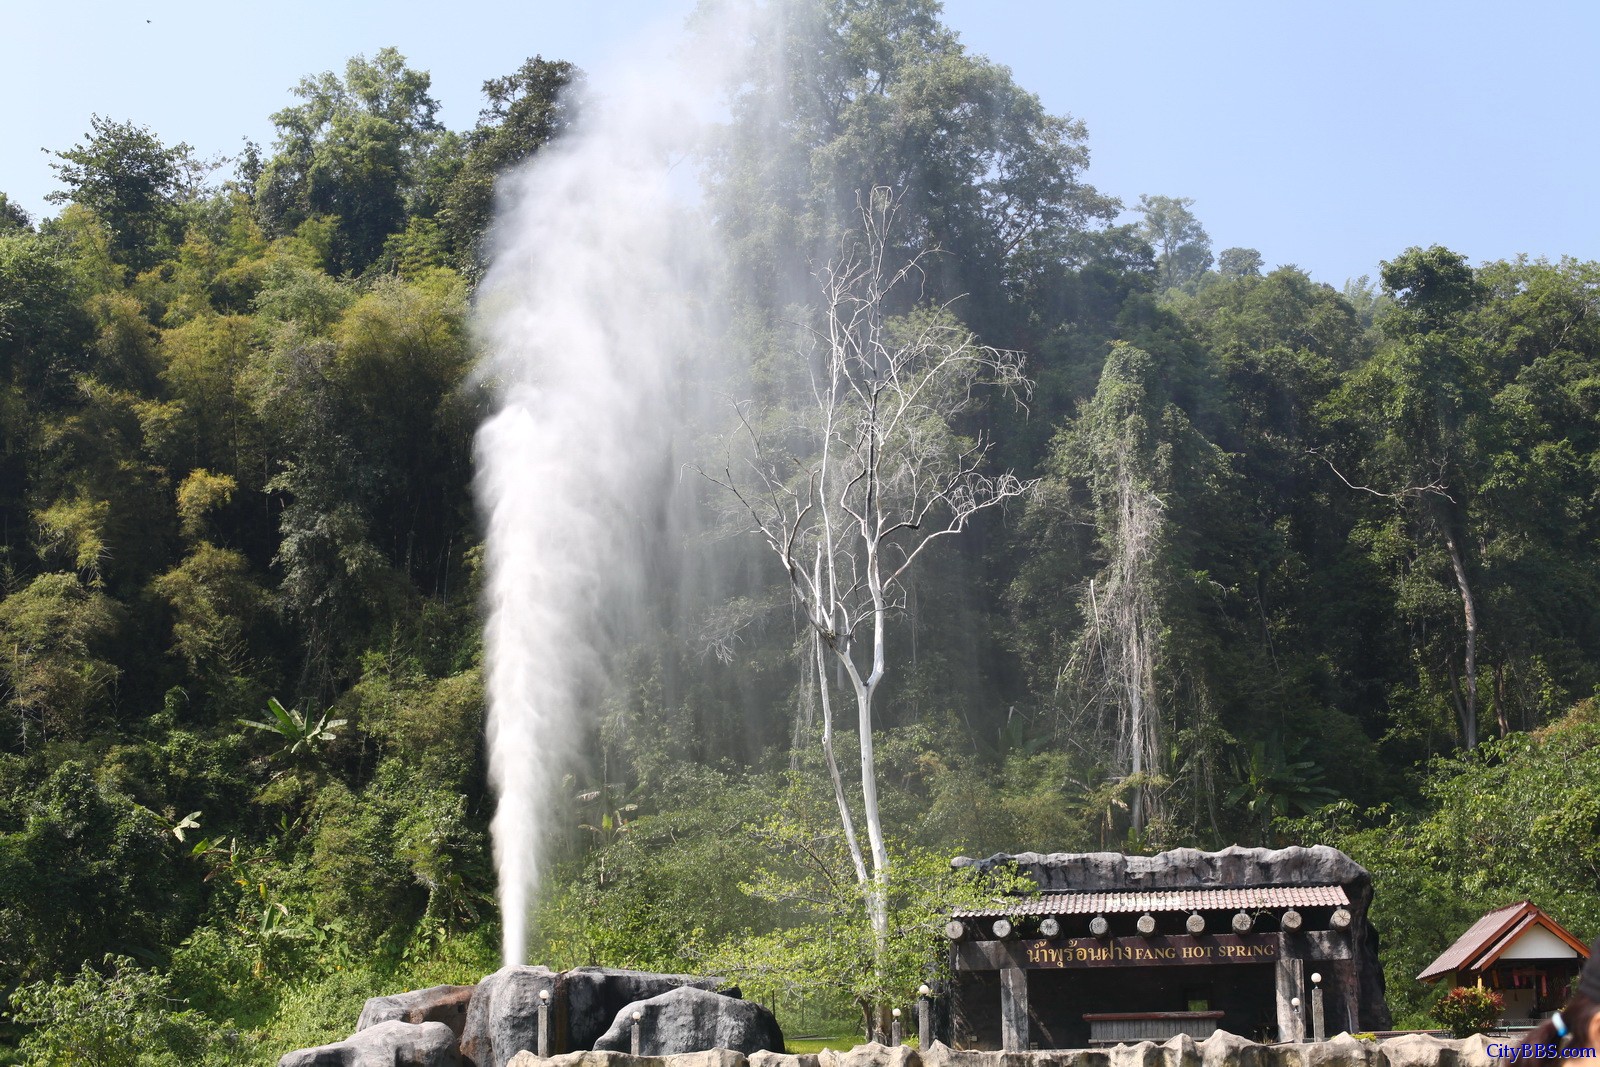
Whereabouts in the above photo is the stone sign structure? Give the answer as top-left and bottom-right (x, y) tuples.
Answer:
(942, 845), (1392, 1050)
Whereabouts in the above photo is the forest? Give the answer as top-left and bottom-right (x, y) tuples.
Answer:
(2, 2), (1599, 1063)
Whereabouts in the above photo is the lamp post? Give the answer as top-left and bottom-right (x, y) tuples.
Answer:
(1291, 996), (1301, 1043)
(631, 1011), (643, 1056)
(537, 989), (551, 1058)
(1311, 972), (1325, 1042)
(917, 984), (932, 1049)
(891, 1007), (902, 1047)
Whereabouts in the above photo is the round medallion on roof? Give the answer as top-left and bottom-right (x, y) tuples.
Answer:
(1232, 910), (1253, 934)
(1331, 907), (1352, 930)
(1039, 917), (1061, 938)
(1137, 913), (1156, 936)
(1281, 908), (1302, 931)
(992, 918), (1014, 939)
(944, 920), (966, 941)
(1186, 912), (1206, 935)
(1090, 915), (1109, 937)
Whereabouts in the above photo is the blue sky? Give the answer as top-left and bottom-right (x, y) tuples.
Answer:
(3, 0), (1594, 286)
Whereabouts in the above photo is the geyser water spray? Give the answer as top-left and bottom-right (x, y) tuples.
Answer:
(472, 4), (755, 966)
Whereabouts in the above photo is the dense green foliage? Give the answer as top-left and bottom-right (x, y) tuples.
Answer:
(2, 2), (1599, 1059)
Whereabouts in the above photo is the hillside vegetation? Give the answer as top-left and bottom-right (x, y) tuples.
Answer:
(2, 4), (1598, 1062)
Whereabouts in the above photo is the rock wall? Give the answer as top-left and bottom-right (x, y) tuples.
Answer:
(505, 1034), (1502, 1067)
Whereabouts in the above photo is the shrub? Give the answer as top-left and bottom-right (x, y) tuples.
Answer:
(1433, 985), (1503, 1037)
(8, 954), (214, 1066)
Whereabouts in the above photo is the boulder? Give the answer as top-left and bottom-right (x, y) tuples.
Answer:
(462, 966), (732, 1067)
(569, 969), (734, 1053)
(1290, 1034), (1381, 1067)
(1454, 1035), (1494, 1067)
(278, 1019), (460, 1067)
(461, 965), (559, 1067)
(820, 1044), (920, 1067)
(360, 986), (478, 1037)
(1198, 1031), (1275, 1067)
(1106, 1041), (1166, 1067)
(664, 1053), (755, 1067)
(1157, 1033), (1201, 1067)
(505, 1053), (648, 1067)
(917, 1040), (1004, 1067)
(1378, 1034), (1459, 1067)
(593, 986), (783, 1056)
(750, 1052), (819, 1067)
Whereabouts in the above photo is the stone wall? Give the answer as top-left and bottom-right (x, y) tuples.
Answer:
(507, 1033), (1506, 1067)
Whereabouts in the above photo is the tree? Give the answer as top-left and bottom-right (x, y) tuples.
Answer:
(714, 0), (1115, 325)
(705, 189), (1029, 1026)
(0, 573), (120, 747)
(1323, 246), (1490, 748)
(438, 56), (579, 272)
(1217, 246), (1262, 278)
(1136, 194), (1212, 290)
(0, 192), (30, 233)
(256, 49), (443, 274)
(47, 116), (204, 274)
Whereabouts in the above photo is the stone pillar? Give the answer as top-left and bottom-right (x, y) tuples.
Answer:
(1275, 956), (1305, 1043)
(1001, 966), (1029, 1051)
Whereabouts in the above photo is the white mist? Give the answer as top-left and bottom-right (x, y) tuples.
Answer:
(472, 3), (755, 966)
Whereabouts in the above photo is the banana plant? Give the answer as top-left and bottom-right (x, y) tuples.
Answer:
(239, 697), (346, 761)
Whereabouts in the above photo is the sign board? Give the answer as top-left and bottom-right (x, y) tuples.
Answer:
(1018, 934), (1279, 969)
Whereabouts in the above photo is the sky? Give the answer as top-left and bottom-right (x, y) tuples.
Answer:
(2, 0), (1595, 287)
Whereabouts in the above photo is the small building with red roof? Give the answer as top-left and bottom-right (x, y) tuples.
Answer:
(1418, 902), (1589, 1023)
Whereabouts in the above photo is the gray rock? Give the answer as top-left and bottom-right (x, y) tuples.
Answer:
(1378, 1034), (1459, 1067)
(278, 1019), (461, 1067)
(916, 1039), (1002, 1067)
(462, 967), (732, 1067)
(461, 965), (559, 1067)
(1105, 1042), (1166, 1067)
(593, 986), (783, 1056)
(1197, 1030), (1276, 1067)
(750, 1051), (819, 1067)
(820, 1045), (921, 1067)
(1454, 1035), (1494, 1067)
(569, 969), (734, 1053)
(665, 1052), (754, 1067)
(1286, 1033), (1381, 1067)
(360, 986), (478, 1037)
(950, 846), (1392, 1032)
(505, 1053), (649, 1067)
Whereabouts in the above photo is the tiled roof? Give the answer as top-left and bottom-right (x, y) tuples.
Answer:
(952, 885), (1350, 918)
(1417, 902), (1590, 982)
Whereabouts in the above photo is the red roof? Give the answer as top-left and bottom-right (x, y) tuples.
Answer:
(952, 885), (1349, 918)
(1417, 901), (1590, 983)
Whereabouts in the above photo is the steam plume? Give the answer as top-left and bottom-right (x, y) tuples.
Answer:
(472, 4), (753, 966)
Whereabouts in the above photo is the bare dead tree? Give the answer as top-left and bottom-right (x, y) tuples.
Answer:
(700, 187), (1031, 993)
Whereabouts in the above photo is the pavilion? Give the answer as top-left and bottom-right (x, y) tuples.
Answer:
(1417, 901), (1589, 1025)
(940, 845), (1391, 1049)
